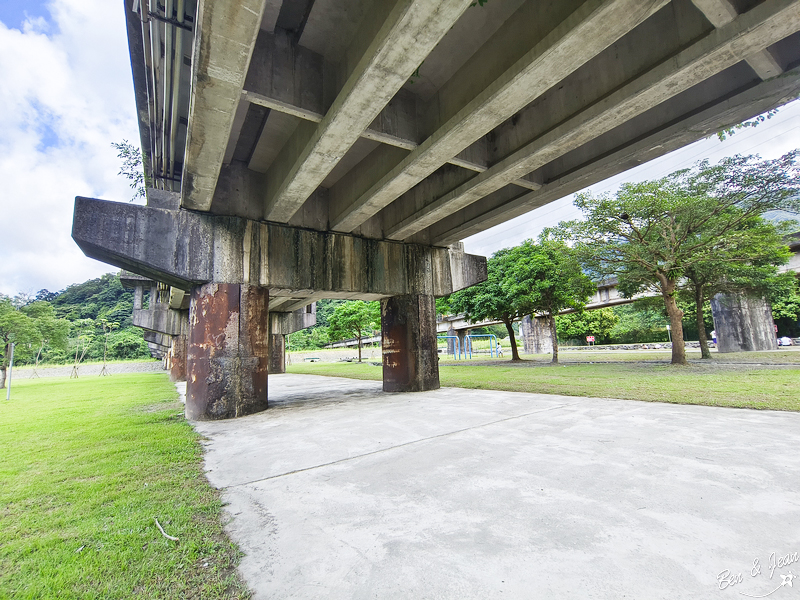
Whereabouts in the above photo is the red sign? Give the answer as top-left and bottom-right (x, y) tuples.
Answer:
(586, 336), (595, 342)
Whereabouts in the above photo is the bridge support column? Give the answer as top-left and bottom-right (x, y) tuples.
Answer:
(269, 334), (286, 374)
(457, 329), (468, 357)
(381, 294), (439, 392)
(521, 315), (553, 354)
(447, 326), (456, 355)
(169, 332), (187, 382)
(186, 283), (269, 420)
(710, 292), (776, 353)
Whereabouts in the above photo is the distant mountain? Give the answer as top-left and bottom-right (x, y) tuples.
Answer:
(763, 209), (800, 229)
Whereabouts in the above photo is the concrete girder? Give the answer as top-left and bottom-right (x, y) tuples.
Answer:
(132, 305), (187, 337)
(390, 0), (800, 241)
(328, 0), (670, 233)
(691, 0), (785, 80)
(262, 0), (475, 223)
(270, 305), (317, 336)
(72, 197), (486, 298)
(181, 0), (267, 212)
(239, 30), (540, 193)
(430, 62), (800, 245)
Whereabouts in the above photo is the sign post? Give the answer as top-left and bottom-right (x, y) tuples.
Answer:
(586, 335), (595, 346)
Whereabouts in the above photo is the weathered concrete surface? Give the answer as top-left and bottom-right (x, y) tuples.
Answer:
(72, 197), (486, 299)
(186, 283), (269, 420)
(521, 314), (553, 355)
(263, 0), (474, 222)
(268, 334), (285, 375)
(194, 374), (800, 599)
(168, 332), (187, 382)
(181, 0), (266, 211)
(381, 294), (439, 392)
(711, 292), (777, 353)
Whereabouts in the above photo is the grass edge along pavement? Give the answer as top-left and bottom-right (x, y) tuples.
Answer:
(0, 373), (251, 600)
(287, 357), (800, 412)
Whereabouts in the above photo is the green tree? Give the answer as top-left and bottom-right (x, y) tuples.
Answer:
(556, 308), (618, 345)
(112, 140), (147, 201)
(70, 319), (96, 378)
(21, 301), (70, 372)
(609, 301), (671, 344)
(107, 328), (151, 359)
(680, 217), (792, 358)
(766, 273), (800, 337)
(327, 301), (380, 362)
(449, 248), (526, 360)
(561, 152), (800, 365)
(503, 238), (595, 363)
(0, 296), (38, 388)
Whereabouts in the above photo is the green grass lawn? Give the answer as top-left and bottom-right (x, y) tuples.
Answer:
(287, 358), (800, 411)
(0, 374), (249, 600)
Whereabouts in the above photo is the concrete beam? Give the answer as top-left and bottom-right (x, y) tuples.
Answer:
(431, 64), (800, 245)
(691, 0), (785, 80)
(329, 0), (669, 233)
(181, 0), (267, 211)
(392, 0), (800, 241)
(270, 305), (316, 335)
(132, 305), (187, 337)
(72, 197), (486, 298)
(262, 0), (474, 223)
(241, 32), (538, 193)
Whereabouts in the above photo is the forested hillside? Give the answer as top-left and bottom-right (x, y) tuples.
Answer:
(1, 273), (152, 372)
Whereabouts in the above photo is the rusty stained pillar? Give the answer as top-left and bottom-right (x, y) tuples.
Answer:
(169, 332), (187, 382)
(381, 294), (439, 393)
(186, 283), (269, 420)
(269, 334), (286, 374)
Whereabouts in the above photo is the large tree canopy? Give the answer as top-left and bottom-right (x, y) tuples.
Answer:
(449, 248), (526, 360)
(326, 301), (380, 362)
(450, 239), (594, 362)
(503, 238), (595, 363)
(556, 308), (618, 345)
(560, 152), (800, 365)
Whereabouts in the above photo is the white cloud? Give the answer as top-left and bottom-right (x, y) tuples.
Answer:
(0, 0), (140, 296)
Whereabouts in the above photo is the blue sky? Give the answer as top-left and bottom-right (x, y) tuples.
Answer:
(0, 0), (51, 31)
(0, 0), (140, 296)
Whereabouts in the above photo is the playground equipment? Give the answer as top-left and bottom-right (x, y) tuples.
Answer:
(438, 334), (500, 360)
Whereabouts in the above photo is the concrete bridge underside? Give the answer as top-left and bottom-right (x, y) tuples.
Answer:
(73, 0), (800, 418)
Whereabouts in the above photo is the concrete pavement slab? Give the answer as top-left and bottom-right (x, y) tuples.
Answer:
(193, 374), (800, 599)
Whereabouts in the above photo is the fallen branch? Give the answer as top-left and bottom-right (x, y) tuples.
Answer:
(154, 517), (179, 541)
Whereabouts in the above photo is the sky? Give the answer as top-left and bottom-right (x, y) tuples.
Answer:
(0, 0), (798, 296)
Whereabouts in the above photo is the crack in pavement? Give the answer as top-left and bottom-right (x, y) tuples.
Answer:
(223, 401), (579, 489)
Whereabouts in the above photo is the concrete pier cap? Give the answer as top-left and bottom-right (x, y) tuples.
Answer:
(73, 198), (487, 418)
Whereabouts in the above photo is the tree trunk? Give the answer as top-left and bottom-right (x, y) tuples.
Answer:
(357, 331), (362, 362)
(0, 366), (5, 390)
(503, 318), (521, 361)
(548, 314), (559, 364)
(695, 284), (711, 359)
(660, 278), (687, 365)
